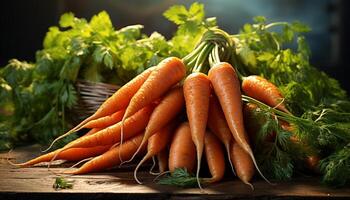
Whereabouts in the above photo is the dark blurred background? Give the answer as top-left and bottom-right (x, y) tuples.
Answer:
(0, 0), (349, 92)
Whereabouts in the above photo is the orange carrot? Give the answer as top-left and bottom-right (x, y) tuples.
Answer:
(204, 130), (225, 183)
(134, 121), (176, 183)
(208, 95), (235, 174)
(84, 109), (125, 129)
(16, 145), (111, 167)
(208, 62), (269, 183)
(83, 128), (102, 137)
(48, 105), (153, 166)
(129, 86), (184, 162)
(45, 67), (154, 151)
(63, 105), (154, 149)
(242, 75), (291, 114)
(157, 149), (169, 174)
(122, 57), (186, 124)
(169, 122), (196, 173)
(67, 134), (146, 174)
(230, 140), (255, 188)
(183, 72), (211, 189)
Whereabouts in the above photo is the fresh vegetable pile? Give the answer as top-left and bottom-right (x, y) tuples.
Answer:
(6, 3), (350, 188)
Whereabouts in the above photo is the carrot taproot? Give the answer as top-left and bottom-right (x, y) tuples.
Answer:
(230, 140), (255, 189)
(157, 149), (169, 174)
(208, 95), (235, 174)
(134, 121), (176, 183)
(67, 134), (146, 174)
(119, 57), (185, 163)
(63, 105), (154, 149)
(183, 72), (211, 189)
(84, 109), (125, 129)
(48, 104), (154, 167)
(44, 66), (155, 152)
(203, 130), (225, 183)
(83, 128), (102, 137)
(208, 62), (269, 183)
(129, 86), (184, 163)
(242, 75), (291, 114)
(16, 145), (111, 167)
(169, 122), (196, 173)
(122, 57), (186, 124)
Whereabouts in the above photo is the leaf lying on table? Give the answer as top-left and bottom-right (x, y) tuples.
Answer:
(157, 168), (199, 188)
(53, 177), (75, 190)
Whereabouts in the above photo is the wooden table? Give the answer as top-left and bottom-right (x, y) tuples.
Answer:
(1, 145), (349, 200)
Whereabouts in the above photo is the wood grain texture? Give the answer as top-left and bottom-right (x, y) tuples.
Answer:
(0, 145), (349, 200)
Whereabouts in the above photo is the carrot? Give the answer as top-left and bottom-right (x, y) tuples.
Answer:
(134, 121), (176, 184)
(45, 66), (154, 152)
(67, 134), (146, 174)
(183, 72), (211, 189)
(157, 149), (169, 174)
(84, 109), (125, 129)
(122, 57), (186, 124)
(230, 140), (255, 189)
(48, 105), (154, 167)
(83, 128), (102, 137)
(242, 75), (291, 114)
(129, 86), (184, 163)
(203, 130), (225, 183)
(208, 62), (269, 183)
(119, 57), (185, 163)
(169, 122), (196, 173)
(16, 145), (111, 167)
(208, 95), (235, 174)
(63, 105), (154, 149)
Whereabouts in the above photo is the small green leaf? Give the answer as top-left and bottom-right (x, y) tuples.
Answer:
(53, 177), (74, 190)
(188, 2), (204, 23)
(158, 168), (199, 188)
(257, 52), (274, 62)
(43, 26), (61, 49)
(103, 52), (114, 69)
(253, 16), (266, 23)
(163, 5), (188, 25)
(291, 21), (311, 33)
(59, 12), (75, 28)
(243, 23), (253, 33)
(89, 11), (113, 33)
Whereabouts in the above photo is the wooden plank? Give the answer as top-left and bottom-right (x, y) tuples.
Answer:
(0, 145), (349, 200)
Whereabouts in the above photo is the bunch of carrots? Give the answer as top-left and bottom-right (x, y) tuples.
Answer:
(13, 29), (311, 189)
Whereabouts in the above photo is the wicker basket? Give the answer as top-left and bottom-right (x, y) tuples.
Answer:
(70, 80), (121, 124)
